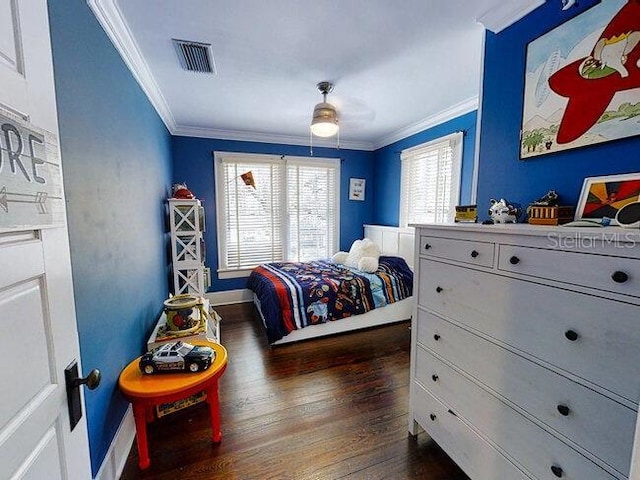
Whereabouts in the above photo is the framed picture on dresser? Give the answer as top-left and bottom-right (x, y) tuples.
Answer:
(575, 172), (640, 224)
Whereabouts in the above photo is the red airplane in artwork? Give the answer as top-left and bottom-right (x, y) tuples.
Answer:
(548, 0), (640, 144)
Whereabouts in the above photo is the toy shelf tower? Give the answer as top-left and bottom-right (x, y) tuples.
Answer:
(168, 198), (210, 296)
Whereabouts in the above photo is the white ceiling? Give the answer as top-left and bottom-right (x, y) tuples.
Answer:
(89, 0), (545, 150)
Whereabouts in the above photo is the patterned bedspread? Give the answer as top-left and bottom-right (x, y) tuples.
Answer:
(247, 256), (413, 343)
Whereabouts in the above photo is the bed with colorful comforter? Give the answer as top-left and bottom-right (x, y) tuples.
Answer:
(247, 256), (413, 344)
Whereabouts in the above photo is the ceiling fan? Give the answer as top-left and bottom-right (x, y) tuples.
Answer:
(310, 81), (339, 138)
(305, 81), (376, 155)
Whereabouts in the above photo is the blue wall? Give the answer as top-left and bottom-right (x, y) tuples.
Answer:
(372, 110), (478, 226)
(48, 1), (172, 475)
(171, 137), (375, 291)
(476, 0), (640, 219)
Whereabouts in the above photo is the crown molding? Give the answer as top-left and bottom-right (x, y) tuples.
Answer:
(86, 0), (176, 132)
(87, 0), (480, 153)
(476, 0), (546, 33)
(373, 96), (479, 150)
(173, 125), (375, 151)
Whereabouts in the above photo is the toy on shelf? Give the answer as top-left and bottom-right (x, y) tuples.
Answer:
(148, 297), (220, 351)
(139, 340), (215, 375)
(487, 198), (521, 224)
(455, 205), (478, 223)
(163, 294), (204, 332)
(526, 190), (574, 225)
(171, 182), (194, 199)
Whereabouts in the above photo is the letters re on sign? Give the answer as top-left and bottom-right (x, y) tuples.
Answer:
(0, 110), (65, 228)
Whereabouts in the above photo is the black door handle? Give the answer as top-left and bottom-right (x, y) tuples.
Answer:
(65, 361), (101, 431)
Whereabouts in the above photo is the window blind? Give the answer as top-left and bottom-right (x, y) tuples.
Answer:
(215, 153), (339, 272)
(399, 132), (463, 227)
(220, 155), (284, 269)
(287, 160), (338, 262)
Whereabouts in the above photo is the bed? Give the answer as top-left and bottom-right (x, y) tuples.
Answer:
(248, 226), (415, 345)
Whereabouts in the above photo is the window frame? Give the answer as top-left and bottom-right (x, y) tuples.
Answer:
(399, 131), (463, 227)
(213, 151), (340, 279)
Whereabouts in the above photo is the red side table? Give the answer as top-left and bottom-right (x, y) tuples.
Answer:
(118, 340), (228, 469)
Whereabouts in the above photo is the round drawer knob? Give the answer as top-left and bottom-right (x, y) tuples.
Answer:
(557, 404), (570, 416)
(509, 256), (520, 265)
(424, 243), (432, 250)
(611, 271), (629, 283)
(429, 413), (436, 421)
(433, 334), (441, 341)
(550, 465), (563, 478)
(436, 286), (443, 293)
(564, 330), (579, 342)
(431, 374), (439, 382)
(470, 250), (479, 258)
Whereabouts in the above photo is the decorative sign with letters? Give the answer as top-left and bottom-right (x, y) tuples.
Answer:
(0, 110), (65, 228)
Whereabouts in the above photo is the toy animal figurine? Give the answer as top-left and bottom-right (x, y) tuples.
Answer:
(488, 198), (521, 224)
(530, 190), (559, 207)
(527, 190), (560, 219)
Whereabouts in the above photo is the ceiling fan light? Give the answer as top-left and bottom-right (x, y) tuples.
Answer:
(310, 102), (339, 137)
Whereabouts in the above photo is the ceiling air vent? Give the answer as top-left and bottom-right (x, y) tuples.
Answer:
(173, 39), (216, 74)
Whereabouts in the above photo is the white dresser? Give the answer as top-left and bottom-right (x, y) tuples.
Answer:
(409, 224), (640, 480)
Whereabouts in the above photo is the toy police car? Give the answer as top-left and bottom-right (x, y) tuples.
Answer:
(139, 341), (215, 374)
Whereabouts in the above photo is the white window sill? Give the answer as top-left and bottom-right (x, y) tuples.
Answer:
(217, 268), (254, 279)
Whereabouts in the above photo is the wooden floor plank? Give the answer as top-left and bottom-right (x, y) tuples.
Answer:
(119, 302), (468, 479)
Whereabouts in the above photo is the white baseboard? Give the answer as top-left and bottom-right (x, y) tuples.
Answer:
(206, 288), (253, 306)
(93, 405), (135, 480)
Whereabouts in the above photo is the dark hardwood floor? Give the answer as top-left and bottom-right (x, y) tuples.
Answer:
(120, 303), (469, 480)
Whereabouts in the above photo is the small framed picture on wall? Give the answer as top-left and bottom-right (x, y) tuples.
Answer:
(349, 178), (366, 201)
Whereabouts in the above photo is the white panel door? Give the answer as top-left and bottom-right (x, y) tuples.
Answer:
(0, 1), (92, 479)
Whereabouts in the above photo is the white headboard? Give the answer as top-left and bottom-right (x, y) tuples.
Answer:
(364, 224), (415, 270)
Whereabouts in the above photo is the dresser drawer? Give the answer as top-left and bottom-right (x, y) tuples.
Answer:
(415, 349), (620, 480)
(419, 235), (494, 267)
(412, 383), (531, 480)
(498, 244), (640, 298)
(416, 309), (635, 475)
(419, 258), (640, 403)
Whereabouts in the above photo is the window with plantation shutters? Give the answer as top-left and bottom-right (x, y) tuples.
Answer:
(214, 152), (340, 277)
(286, 159), (339, 262)
(399, 132), (463, 227)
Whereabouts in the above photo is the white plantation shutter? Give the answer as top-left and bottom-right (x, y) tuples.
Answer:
(287, 158), (339, 262)
(215, 152), (339, 273)
(219, 155), (285, 268)
(399, 132), (463, 226)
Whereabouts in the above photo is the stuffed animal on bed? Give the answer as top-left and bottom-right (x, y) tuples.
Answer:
(331, 238), (381, 273)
